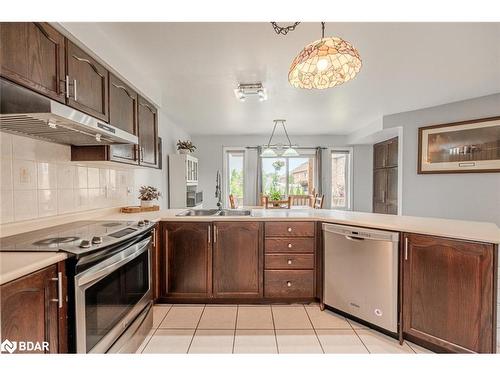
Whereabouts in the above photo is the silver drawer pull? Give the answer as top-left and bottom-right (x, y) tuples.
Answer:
(287, 259), (293, 265)
(287, 227), (292, 232)
(287, 243), (293, 248)
(286, 281), (292, 287)
(50, 272), (63, 309)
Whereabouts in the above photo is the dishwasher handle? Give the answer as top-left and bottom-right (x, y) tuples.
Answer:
(322, 223), (399, 242)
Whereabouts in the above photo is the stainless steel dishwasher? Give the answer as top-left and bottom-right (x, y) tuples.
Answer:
(322, 223), (399, 333)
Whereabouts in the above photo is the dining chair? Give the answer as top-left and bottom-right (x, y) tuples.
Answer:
(313, 194), (325, 209)
(229, 194), (236, 209)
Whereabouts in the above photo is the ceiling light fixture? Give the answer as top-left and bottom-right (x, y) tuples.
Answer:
(288, 22), (362, 89)
(234, 83), (268, 102)
(260, 119), (299, 158)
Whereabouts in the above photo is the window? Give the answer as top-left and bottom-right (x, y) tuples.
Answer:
(261, 151), (316, 197)
(224, 149), (245, 206)
(331, 150), (352, 210)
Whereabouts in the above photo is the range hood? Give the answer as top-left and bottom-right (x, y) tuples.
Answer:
(0, 79), (138, 146)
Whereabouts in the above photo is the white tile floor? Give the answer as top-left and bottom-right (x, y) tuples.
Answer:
(137, 303), (434, 354)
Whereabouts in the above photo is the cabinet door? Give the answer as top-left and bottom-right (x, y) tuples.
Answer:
(386, 138), (398, 167)
(0, 22), (65, 102)
(402, 233), (495, 353)
(386, 167), (398, 215)
(372, 168), (387, 214)
(66, 40), (108, 121)
(138, 96), (159, 168)
(108, 73), (138, 164)
(0, 265), (59, 353)
(213, 222), (262, 298)
(162, 222), (212, 298)
(373, 142), (387, 169)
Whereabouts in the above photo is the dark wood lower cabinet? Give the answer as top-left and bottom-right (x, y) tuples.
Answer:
(213, 222), (262, 298)
(161, 222), (212, 299)
(402, 233), (496, 353)
(0, 262), (67, 353)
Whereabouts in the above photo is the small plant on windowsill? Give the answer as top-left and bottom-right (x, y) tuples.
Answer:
(269, 190), (282, 207)
(138, 185), (161, 208)
(176, 140), (196, 154)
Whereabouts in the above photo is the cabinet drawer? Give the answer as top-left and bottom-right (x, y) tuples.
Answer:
(265, 222), (315, 237)
(265, 254), (314, 270)
(265, 238), (315, 253)
(264, 270), (314, 298)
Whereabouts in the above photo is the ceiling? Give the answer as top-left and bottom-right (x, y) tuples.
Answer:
(70, 22), (500, 136)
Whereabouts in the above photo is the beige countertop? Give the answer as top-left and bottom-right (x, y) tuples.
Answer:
(102, 208), (500, 244)
(1, 207), (498, 285)
(0, 252), (67, 285)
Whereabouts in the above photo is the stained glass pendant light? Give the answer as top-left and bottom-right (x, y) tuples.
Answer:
(260, 119), (299, 157)
(288, 22), (362, 89)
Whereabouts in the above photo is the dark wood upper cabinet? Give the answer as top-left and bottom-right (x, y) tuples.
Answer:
(386, 138), (398, 167)
(108, 73), (139, 164)
(66, 40), (108, 121)
(138, 96), (159, 168)
(373, 142), (388, 169)
(0, 22), (65, 102)
(213, 222), (263, 298)
(161, 222), (212, 298)
(402, 233), (496, 353)
(0, 263), (67, 353)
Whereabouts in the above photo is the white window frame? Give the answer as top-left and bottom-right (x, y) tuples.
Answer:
(329, 147), (353, 210)
(222, 147), (246, 207)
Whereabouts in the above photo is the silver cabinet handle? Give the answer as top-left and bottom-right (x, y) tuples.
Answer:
(404, 237), (409, 261)
(208, 225), (211, 244)
(65, 75), (70, 98)
(213, 225), (218, 243)
(287, 227), (292, 233)
(152, 228), (156, 247)
(287, 243), (292, 248)
(286, 281), (292, 287)
(287, 259), (293, 265)
(50, 271), (63, 309)
(73, 79), (77, 101)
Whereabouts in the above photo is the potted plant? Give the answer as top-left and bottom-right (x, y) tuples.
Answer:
(176, 140), (196, 154)
(269, 190), (282, 207)
(138, 185), (161, 208)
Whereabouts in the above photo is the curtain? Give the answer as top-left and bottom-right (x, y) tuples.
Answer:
(315, 147), (323, 195)
(256, 146), (263, 204)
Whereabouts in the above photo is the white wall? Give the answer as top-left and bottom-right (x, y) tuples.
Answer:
(190, 134), (374, 209)
(383, 93), (500, 225)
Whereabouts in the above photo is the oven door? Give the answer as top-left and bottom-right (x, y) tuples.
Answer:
(74, 236), (151, 353)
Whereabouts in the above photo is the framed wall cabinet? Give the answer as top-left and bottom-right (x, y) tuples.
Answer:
(418, 117), (500, 174)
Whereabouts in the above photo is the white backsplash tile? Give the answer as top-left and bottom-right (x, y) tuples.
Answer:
(57, 164), (75, 189)
(13, 189), (38, 221)
(0, 133), (13, 158)
(57, 189), (75, 214)
(75, 166), (88, 189)
(99, 168), (109, 188)
(75, 188), (89, 211)
(37, 162), (57, 189)
(12, 159), (37, 190)
(0, 189), (14, 224)
(2, 135), (142, 223)
(38, 189), (58, 217)
(87, 167), (100, 189)
(0, 158), (13, 189)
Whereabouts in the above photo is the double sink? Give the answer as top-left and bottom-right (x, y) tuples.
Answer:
(176, 208), (252, 217)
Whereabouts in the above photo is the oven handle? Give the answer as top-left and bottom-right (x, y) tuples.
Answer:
(76, 237), (151, 288)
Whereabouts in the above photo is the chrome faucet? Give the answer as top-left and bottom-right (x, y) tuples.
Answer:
(215, 170), (223, 210)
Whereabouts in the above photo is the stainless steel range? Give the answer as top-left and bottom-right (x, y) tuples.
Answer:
(0, 219), (155, 353)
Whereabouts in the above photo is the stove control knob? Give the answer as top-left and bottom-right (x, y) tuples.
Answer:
(79, 240), (91, 248)
(144, 219), (150, 225)
(91, 236), (103, 245)
(138, 220), (145, 227)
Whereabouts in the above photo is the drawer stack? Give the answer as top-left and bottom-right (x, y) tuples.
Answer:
(264, 221), (316, 298)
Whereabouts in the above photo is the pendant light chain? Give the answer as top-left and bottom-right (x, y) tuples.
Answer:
(270, 22), (301, 35)
(321, 22), (325, 39)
